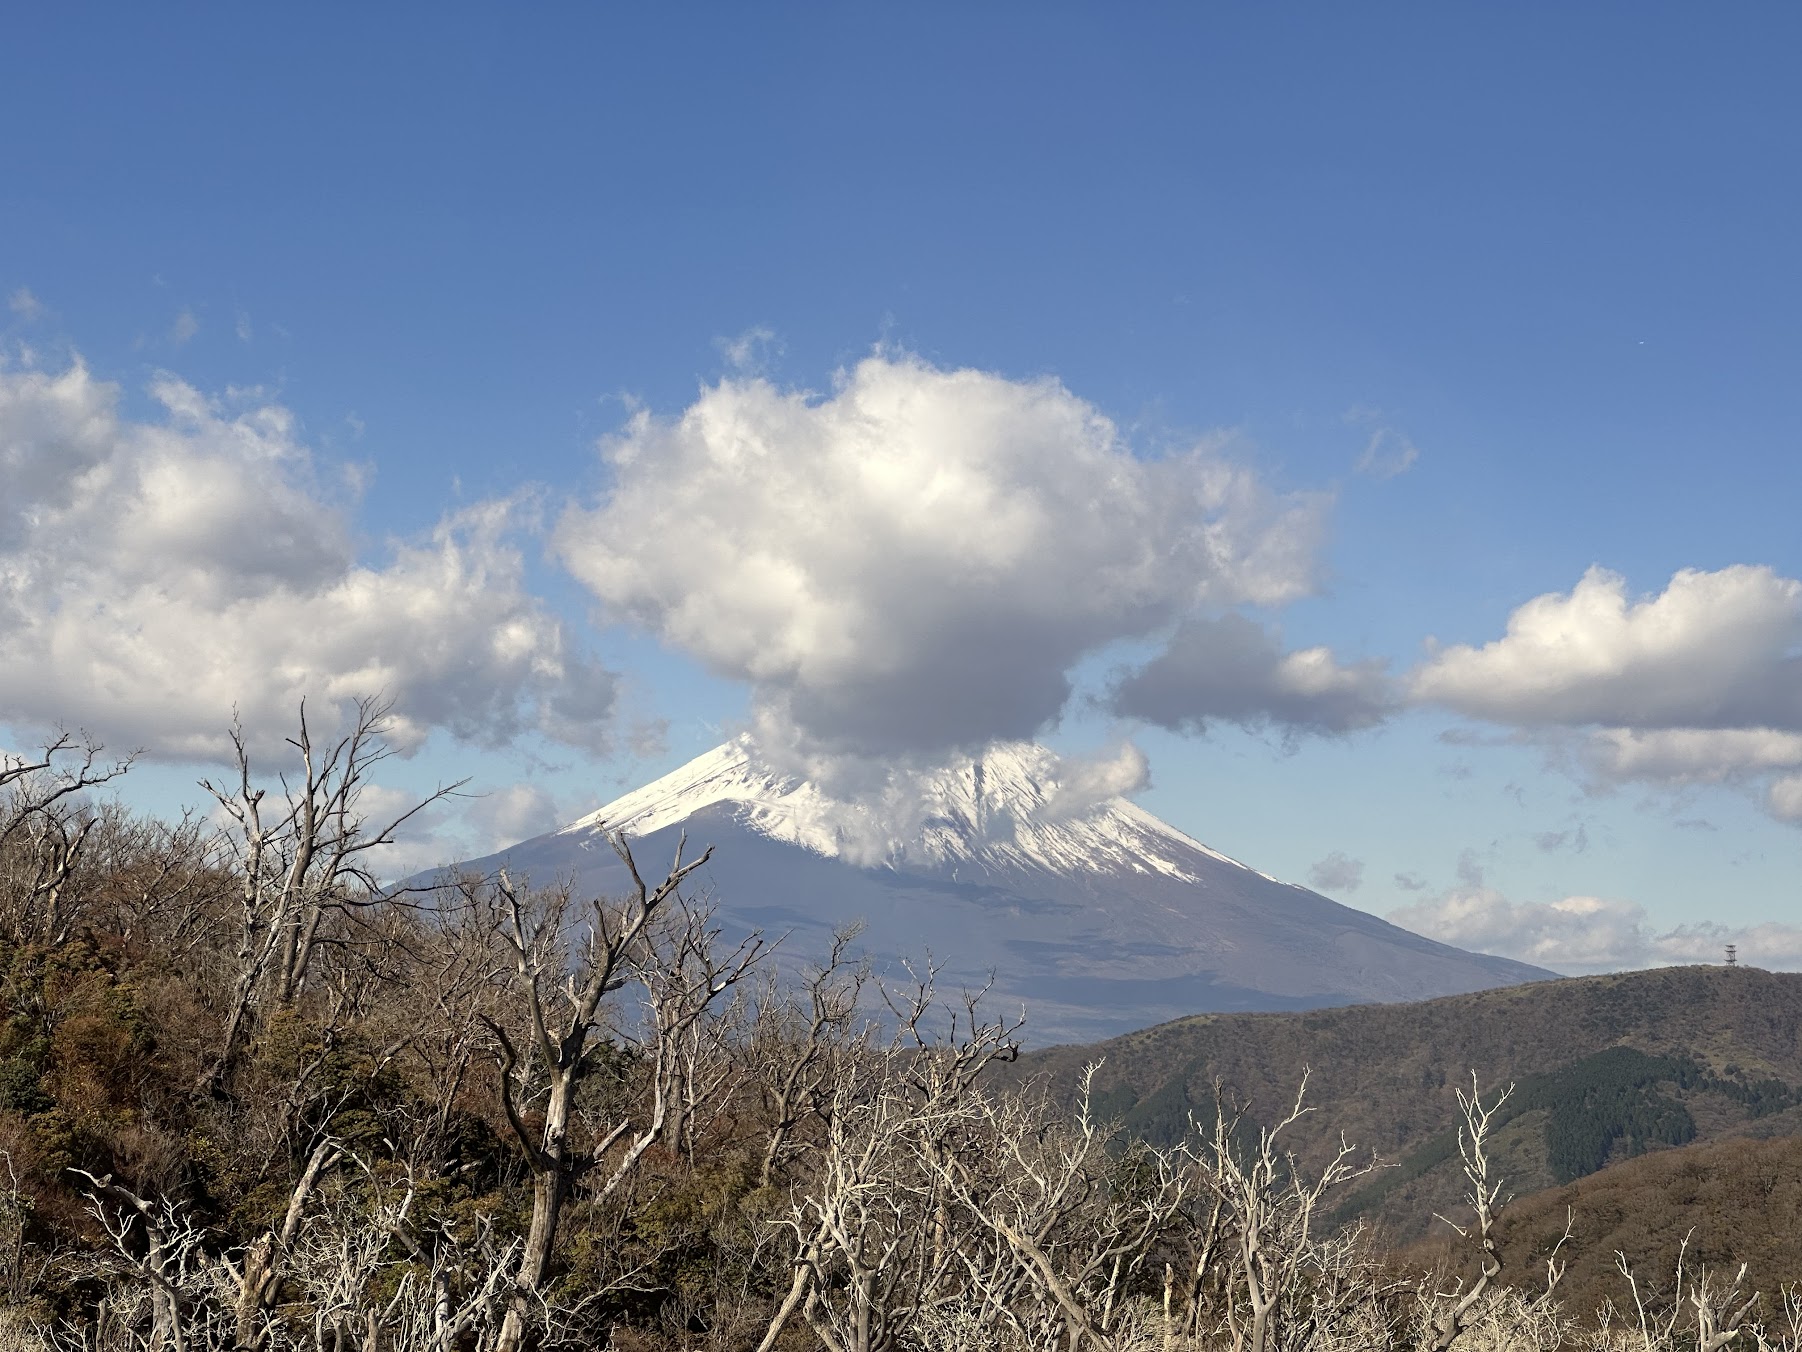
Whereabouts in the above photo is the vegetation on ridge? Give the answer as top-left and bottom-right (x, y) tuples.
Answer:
(1, 705), (1799, 1351)
(1019, 964), (1802, 1242)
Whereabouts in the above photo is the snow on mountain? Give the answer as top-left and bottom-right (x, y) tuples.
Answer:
(455, 738), (1555, 1043)
(561, 737), (1274, 882)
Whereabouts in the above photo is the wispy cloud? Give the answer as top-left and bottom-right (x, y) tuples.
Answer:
(716, 325), (782, 371)
(1307, 851), (1364, 893)
(8, 288), (44, 321)
(1533, 824), (1589, 854)
(1345, 406), (1420, 479)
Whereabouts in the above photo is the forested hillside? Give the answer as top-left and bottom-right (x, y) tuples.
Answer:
(1419, 1132), (1802, 1324)
(5, 710), (1801, 1351)
(1017, 965), (1802, 1241)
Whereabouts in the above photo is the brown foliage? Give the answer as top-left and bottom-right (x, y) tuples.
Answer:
(1475, 1133), (1802, 1325)
(5, 711), (1802, 1351)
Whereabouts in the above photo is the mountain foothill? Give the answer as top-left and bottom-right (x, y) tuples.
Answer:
(1020, 963), (1802, 1321)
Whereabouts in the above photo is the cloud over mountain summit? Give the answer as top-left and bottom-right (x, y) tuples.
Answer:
(557, 353), (1336, 778)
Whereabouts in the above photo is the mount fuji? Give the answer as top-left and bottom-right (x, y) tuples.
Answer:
(449, 741), (1553, 1043)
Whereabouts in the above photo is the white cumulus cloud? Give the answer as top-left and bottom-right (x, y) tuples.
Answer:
(351, 778), (595, 883)
(1411, 565), (1802, 823)
(466, 781), (568, 848)
(0, 356), (621, 761)
(1411, 565), (1802, 731)
(557, 352), (1328, 775)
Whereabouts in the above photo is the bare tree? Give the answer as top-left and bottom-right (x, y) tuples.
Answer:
(384, 889), (513, 1169)
(63, 1157), (527, 1352)
(0, 731), (132, 834)
(934, 1063), (1187, 1352)
(0, 731), (133, 948)
(82, 805), (228, 958)
(0, 1149), (57, 1310)
(286, 1164), (522, 1352)
(778, 1058), (943, 1352)
(1181, 1072), (1380, 1352)
(1424, 1076), (1512, 1351)
(200, 697), (464, 1095)
(632, 897), (765, 1166)
(1418, 1076), (1580, 1352)
(742, 921), (870, 1189)
(1607, 1235), (1761, 1352)
(215, 1138), (343, 1351)
(477, 830), (759, 1352)
(64, 1170), (238, 1352)
(757, 968), (1023, 1352)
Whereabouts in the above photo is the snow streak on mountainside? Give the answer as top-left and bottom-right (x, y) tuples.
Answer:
(562, 738), (1274, 881)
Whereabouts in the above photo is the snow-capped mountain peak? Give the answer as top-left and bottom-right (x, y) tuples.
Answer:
(562, 738), (1271, 881)
(459, 739), (1552, 1043)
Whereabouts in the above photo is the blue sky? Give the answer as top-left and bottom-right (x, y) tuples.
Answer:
(5, 6), (1801, 970)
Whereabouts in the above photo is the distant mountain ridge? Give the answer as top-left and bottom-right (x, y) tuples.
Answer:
(449, 739), (1552, 1042)
(1015, 965), (1802, 1239)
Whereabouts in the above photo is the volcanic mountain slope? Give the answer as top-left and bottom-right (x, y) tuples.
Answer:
(1015, 965), (1802, 1241)
(450, 739), (1550, 1043)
